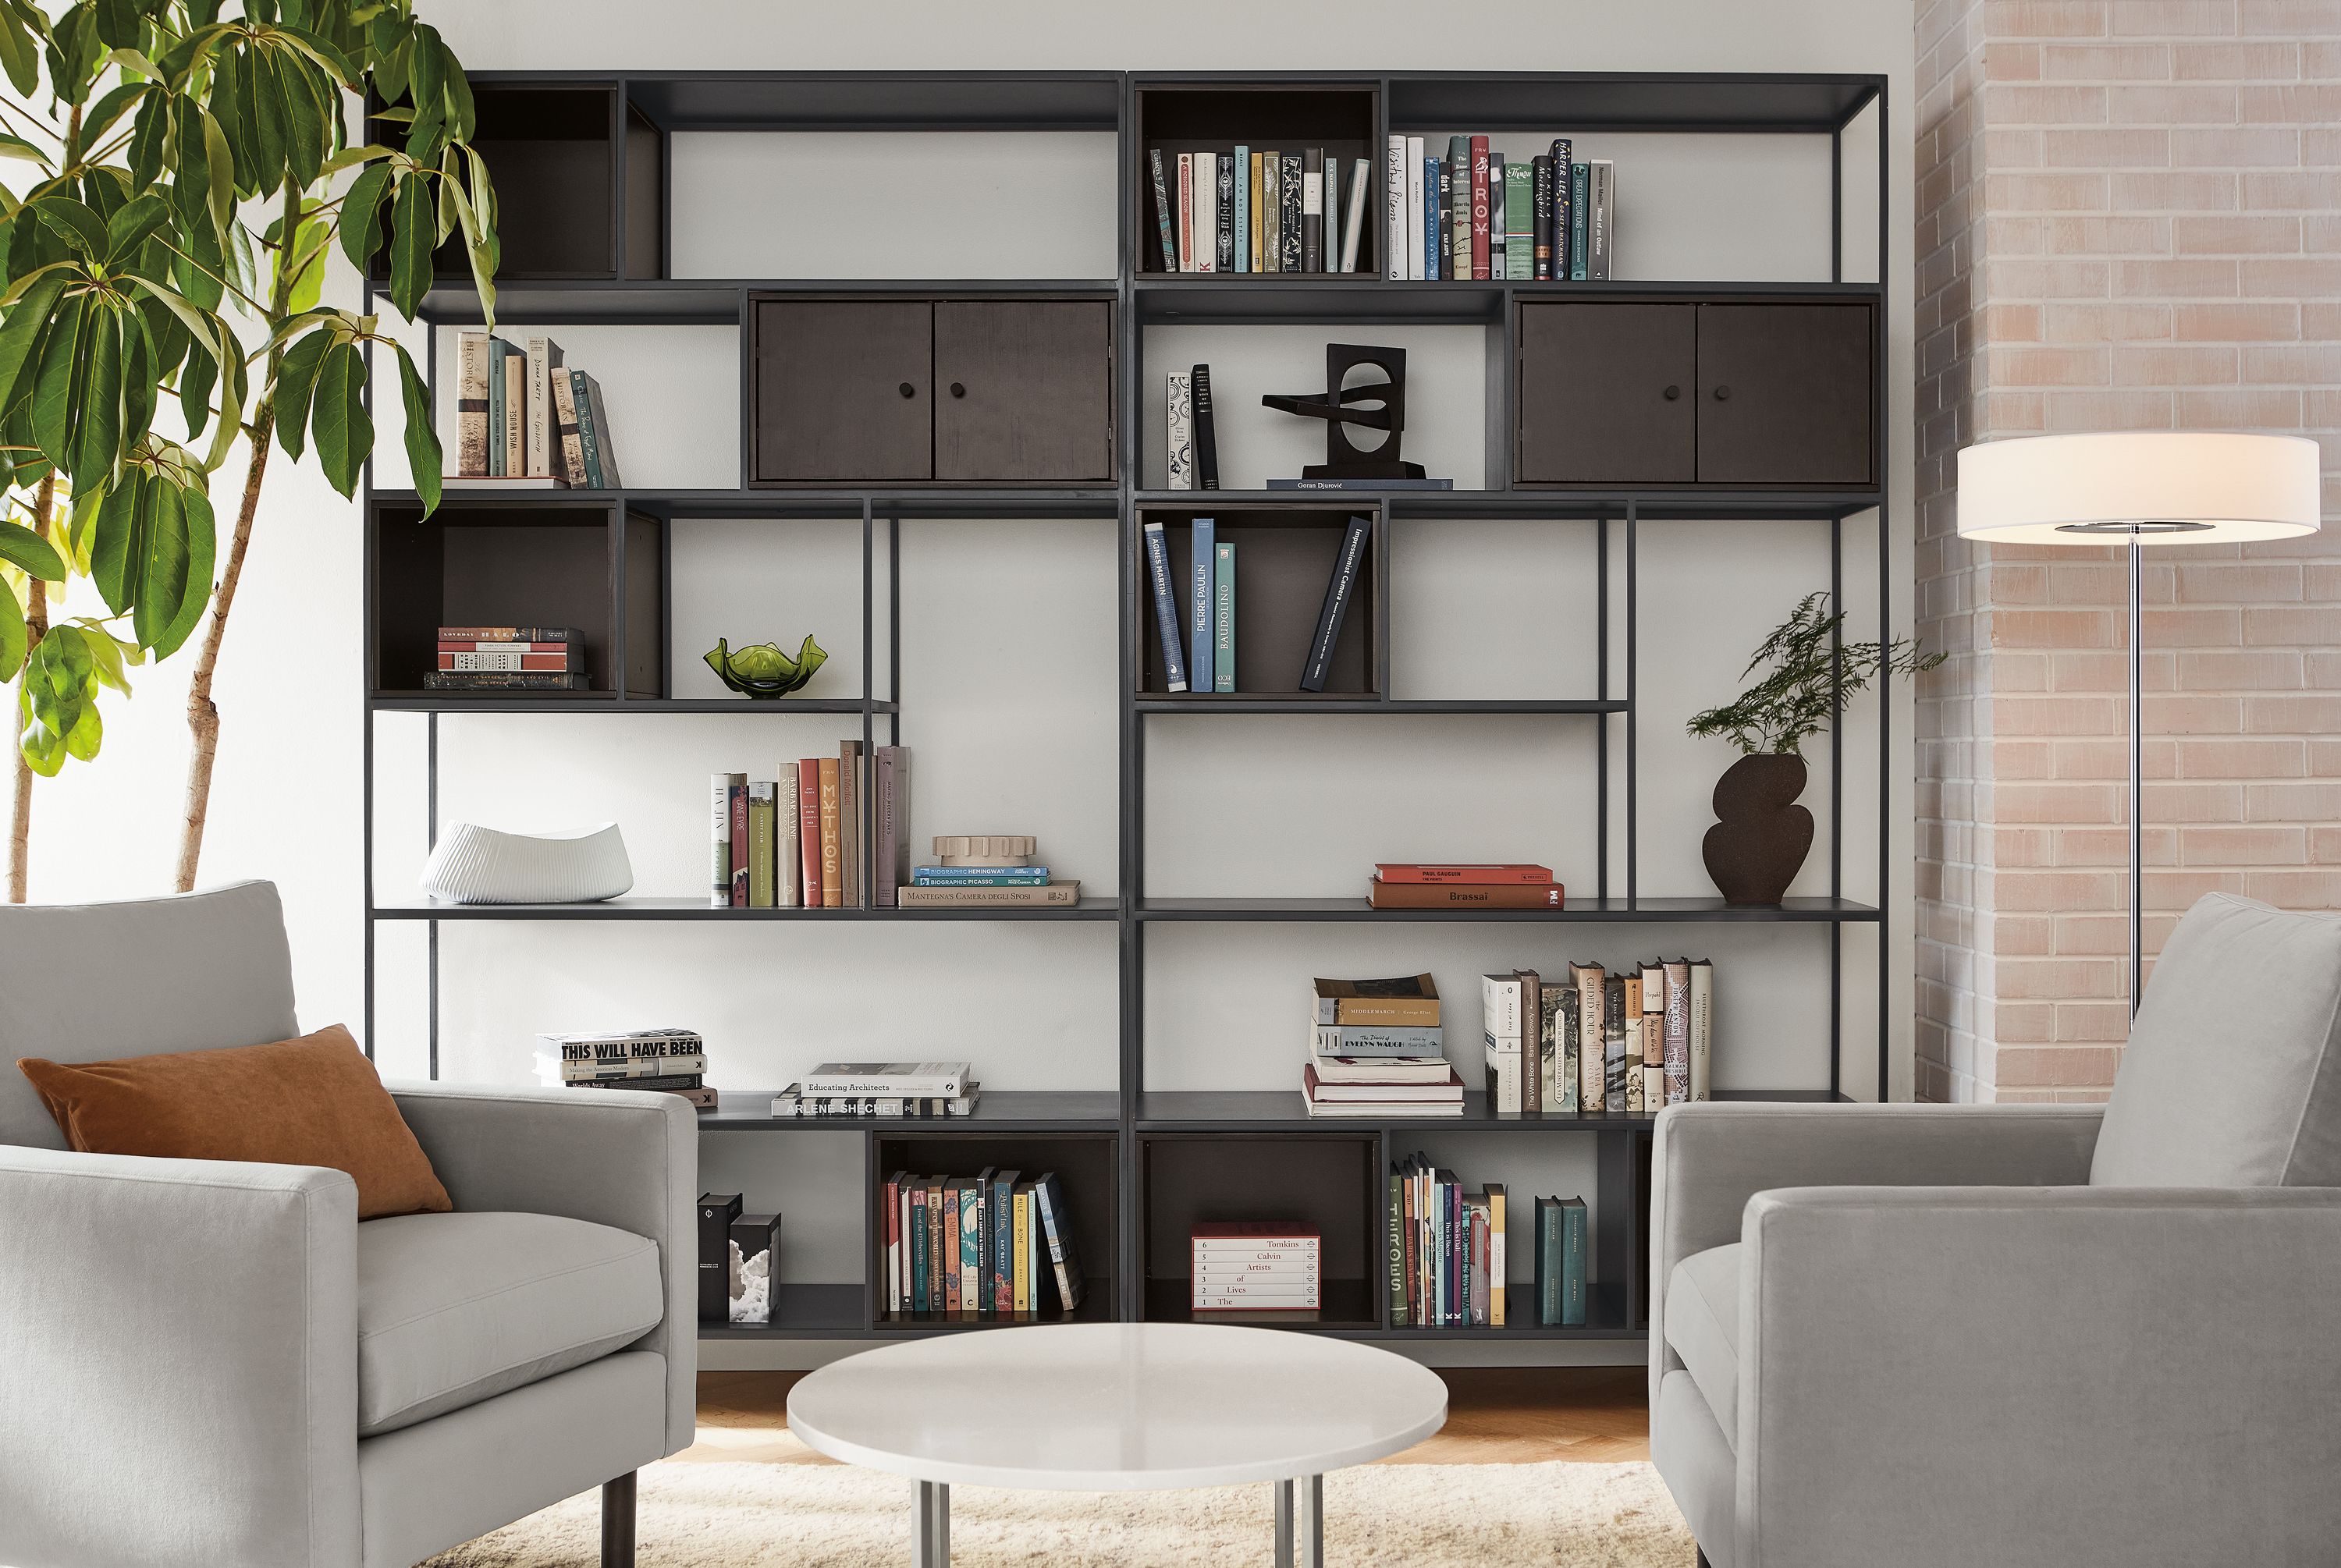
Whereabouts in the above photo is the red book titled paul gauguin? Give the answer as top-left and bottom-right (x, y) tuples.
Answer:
(1373, 863), (1554, 885)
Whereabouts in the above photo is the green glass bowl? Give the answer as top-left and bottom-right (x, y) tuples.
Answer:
(705, 634), (828, 698)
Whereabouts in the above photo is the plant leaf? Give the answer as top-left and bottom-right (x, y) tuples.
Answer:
(0, 583), (24, 680)
(386, 170), (429, 318)
(149, 484), (212, 658)
(28, 289), (88, 471)
(307, 337), (368, 495)
(29, 195), (106, 261)
(0, 268), (68, 414)
(103, 189), (169, 264)
(337, 159), (392, 272)
(89, 466), (142, 612)
(66, 300), (123, 484)
(0, 516), (64, 579)
(393, 341), (439, 514)
(270, 323), (328, 459)
(129, 471), (187, 651)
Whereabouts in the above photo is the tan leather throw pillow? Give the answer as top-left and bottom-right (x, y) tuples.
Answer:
(18, 1023), (452, 1219)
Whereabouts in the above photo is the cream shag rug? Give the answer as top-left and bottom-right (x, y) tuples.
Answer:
(425, 1459), (1694, 1566)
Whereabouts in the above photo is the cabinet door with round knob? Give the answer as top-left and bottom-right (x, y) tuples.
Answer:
(1515, 302), (1696, 484)
(754, 300), (933, 482)
(1694, 303), (1874, 486)
(934, 300), (1114, 484)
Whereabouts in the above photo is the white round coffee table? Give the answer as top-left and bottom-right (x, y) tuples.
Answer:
(787, 1321), (1447, 1566)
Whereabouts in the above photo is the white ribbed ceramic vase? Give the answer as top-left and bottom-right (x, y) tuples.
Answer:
(420, 822), (634, 904)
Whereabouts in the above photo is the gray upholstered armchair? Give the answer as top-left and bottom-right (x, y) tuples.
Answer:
(1649, 892), (2341, 1568)
(0, 882), (696, 1568)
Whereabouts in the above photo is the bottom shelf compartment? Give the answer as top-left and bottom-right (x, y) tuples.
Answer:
(698, 1282), (866, 1339)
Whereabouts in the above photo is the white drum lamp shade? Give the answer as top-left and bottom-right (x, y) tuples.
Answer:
(1957, 431), (2322, 546)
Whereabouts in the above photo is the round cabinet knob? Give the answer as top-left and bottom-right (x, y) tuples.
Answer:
(1662, 385), (1681, 401)
(1713, 385), (1732, 401)
(897, 382), (915, 399)
(950, 382), (966, 399)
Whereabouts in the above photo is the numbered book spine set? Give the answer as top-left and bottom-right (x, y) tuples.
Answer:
(901, 834), (1080, 908)
(536, 1029), (716, 1112)
(1191, 1222), (1322, 1312)
(881, 1169), (1085, 1319)
(1145, 513), (1368, 694)
(770, 1060), (981, 1119)
(1483, 960), (1716, 1116)
(1370, 860), (1566, 910)
(1305, 972), (1462, 1117)
(696, 1192), (784, 1324)
(1148, 147), (1373, 275)
(449, 332), (625, 488)
(707, 743), (909, 909)
(427, 625), (585, 691)
(1382, 135), (1612, 282)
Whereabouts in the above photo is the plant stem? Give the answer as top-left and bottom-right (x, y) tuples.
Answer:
(9, 470), (56, 903)
(175, 180), (300, 893)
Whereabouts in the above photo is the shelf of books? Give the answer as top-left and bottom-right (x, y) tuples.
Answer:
(364, 65), (1892, 1359)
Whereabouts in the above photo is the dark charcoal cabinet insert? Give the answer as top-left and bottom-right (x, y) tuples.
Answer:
(755, 301), (932, 483)
(934, 301), (1113, 483)
(1516, 303), (1696, 485)
(1695, 303), (1874, 486)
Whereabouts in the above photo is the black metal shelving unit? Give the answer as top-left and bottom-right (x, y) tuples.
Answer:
(362, 68), (1892, 1352)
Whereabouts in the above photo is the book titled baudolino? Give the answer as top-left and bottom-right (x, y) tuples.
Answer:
(895, 882), (1080, 907)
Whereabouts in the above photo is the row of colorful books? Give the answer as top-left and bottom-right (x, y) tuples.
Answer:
(1368, 860), (1567, 910)
(535, 1028), (716, 1112)
(1383, 135), (1613, 282)
(1391, 1159), (1589, 1327)
(1485, 958), (1714, 1116)
(449, 332), (624, 488)
(696, 1192), (782, 1323)
(1192, 1221), (1321, 1313)
(1143, 513), (1369, 694)
(1147, 147), (1373, 275)
(709, 747), (907, 907)
(425, 624), (587, 692)
(769, 1059), (981, 1119)
(883, 1168), (1085, 1318)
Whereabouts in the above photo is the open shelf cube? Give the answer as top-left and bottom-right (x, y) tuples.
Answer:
(873, 1133), (1120, 1328)
(1135, 504), (1379, 700)
(1140, 1133), (1380, 1330)
(1132, 83), (1381, 278)
(368, 498), (661, 700)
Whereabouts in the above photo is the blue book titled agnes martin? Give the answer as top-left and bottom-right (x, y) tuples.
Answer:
(1142, 519), (1189, 692)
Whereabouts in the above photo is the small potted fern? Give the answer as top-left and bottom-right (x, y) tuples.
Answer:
(1686, 592), (1941, 905)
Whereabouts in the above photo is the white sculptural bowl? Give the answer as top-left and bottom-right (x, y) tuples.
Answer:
(421, 822), (634, 904)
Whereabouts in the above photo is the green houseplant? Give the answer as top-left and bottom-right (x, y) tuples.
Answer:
(1686, 591), (1941, 905)
(0, 0), (496, 900)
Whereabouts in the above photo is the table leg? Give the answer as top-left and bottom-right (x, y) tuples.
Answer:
(1274, 1478), (1294, 1568)
(915, 1480), (950, 1567)
(1298, 1474), (1323, 1568)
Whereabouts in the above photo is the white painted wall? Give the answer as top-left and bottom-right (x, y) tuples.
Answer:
(12, 0), (1913, 1367)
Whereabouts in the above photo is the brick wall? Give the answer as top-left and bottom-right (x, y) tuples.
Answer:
(1915, 0), (2340, 1102)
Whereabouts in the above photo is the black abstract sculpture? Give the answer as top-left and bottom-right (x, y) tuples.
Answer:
(1262, 343), (1425, 480)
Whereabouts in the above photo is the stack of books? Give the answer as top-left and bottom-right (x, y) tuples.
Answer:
(709, 743), (911, 909)
(1305, 974), (1463, 1117)
(1369, 862), (1565, 910)
(880, 1168), (1083, 1318)
(1381, 135), (1612, 282)
(1146, 147), (1373, 275)
(1481, 960), (1717, 1116)
(449, 332), (624, 488)
(770, 1061), (979, 1119)
(1191, 1222), (1322, 1313)
(535, 1029), (715, 1112)
(1534, 1194), (1590, 1326)
(427, 625), (585, 692)
(1391, 1158), (1508, 1326)
(900, 835), (1079, 908)
(1145, 513), (1369, 694)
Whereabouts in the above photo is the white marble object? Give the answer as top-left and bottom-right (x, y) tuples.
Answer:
(787, 1321), (1447, 1566)
(419, 822), (634, 904)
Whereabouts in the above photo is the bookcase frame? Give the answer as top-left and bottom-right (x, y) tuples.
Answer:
(361, 67), (1890, 1353)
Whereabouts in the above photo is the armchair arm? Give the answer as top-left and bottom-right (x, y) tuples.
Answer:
(1737, 1186), (2341, 1568)
(389, 1082), (696, 1453)
(0, 1148), (360, 1568)
(1650, 1102), (2103, 1408)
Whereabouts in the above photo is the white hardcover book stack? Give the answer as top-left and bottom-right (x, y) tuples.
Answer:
(1191, 1223), (1321, 1311)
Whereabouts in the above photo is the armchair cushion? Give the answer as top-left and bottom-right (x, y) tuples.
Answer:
(1664, 1243), (1741, 1452)
(2092, 893), (2341, 1188)
(18, 1023), (449, 1219)
(357, 1210), (663, 1437)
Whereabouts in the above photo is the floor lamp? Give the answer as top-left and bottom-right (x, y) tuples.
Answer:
(1956, 431), (2323, 1016)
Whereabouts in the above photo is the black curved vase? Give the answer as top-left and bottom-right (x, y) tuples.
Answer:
(1702, 753), (1814, 906)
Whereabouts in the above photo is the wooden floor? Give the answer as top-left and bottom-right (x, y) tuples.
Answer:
(687, 1367), (1648, 1467)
